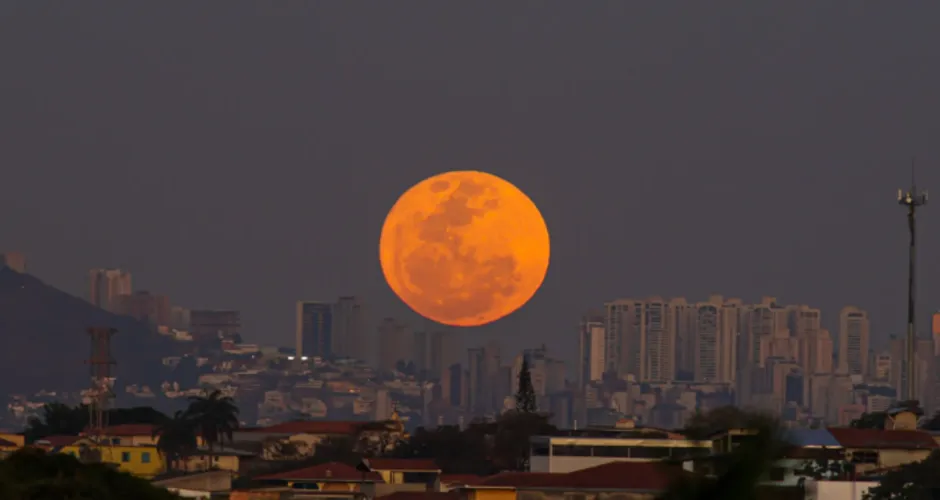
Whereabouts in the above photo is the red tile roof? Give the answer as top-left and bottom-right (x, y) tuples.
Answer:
(367, 458), (440, 472)
(0, 438), (18, 447)
(249, 421), (363, 435)
(471, 462), (685, 491)
(827, 428), (938, 450)
(33, 435), (81, 448)
(378, 493), (458, 500)
(439, 474), (483, 486)
(256, 462), (383, 482)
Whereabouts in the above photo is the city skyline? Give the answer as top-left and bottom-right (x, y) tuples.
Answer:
(2, 3), (940, 366)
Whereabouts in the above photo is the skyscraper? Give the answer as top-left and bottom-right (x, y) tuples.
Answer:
(578, 312), (605, 388)
(604, 299), (644, 378)
(838, 306), (870, 376)
(88, 268), (132, 312)
(332, 296), (365, 361)
(429, 330), (460, 380)
(295, 301), (333, 358)
(190, 310), (241, 341)
(377, 318), (410, 372)
(692, 295), (739, 384)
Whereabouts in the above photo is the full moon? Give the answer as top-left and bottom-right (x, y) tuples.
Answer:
(379, 171), (550, 327)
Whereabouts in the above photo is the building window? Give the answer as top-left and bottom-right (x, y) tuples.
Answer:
(628, 446), (671, 459)
(551, 445), (592, 457)
(531, 445), (550, 456)
(851, 451), (879, 464)
(121, 452), (131, 463)
(141, 452), (151, 463)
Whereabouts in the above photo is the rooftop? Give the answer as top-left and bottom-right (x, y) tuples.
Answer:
(826, 427), (938, 450)
(256, 462), (383, 483)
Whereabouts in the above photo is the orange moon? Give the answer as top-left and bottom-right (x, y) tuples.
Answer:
(379, 171), (550, 327)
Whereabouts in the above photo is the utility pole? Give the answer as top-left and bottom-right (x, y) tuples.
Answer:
(898, 162), (927, 401)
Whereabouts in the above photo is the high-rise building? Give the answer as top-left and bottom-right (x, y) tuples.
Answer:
(932, 312), (940, 356)
(737, 297), (789, 405)
(333, 296), (365, 361)
(413, 331), (429, 373)
(643, 297), (678, 382)
(296, 301), (333, 358)
(170, 306), (191, 331)
(115, 291), (172, 327)
(0, 252), (26, 273)
(605, 299), (644, 378)
(88, 268), (132, 312)
(838, 306), (870, 376)
(377, 318), (410, 372)
(692, 295), (739, 384)
(578, 312), (605, 388)
(429, 330), (460, 380)
(190, 310), (241, 341)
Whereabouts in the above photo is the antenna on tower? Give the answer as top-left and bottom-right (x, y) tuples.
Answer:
(86, 327), (117, 452)
(897, 160), (928, 401)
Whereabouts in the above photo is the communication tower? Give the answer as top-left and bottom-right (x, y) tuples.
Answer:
(898, 163), (927, 401)
(86, 327), (117, 447)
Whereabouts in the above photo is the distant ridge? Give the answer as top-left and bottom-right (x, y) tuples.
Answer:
(0, 266), (174, 398)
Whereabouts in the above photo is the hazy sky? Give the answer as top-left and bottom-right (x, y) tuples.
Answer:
(2, 2), (940, 363)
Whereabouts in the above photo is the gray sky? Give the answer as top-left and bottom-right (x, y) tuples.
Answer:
(2, 2), (940, 362)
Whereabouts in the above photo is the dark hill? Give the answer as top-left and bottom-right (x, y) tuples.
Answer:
(0, 267), (174, 398)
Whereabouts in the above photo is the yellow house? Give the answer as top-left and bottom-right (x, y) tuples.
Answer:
(60, 439), (166, 478)
(0, 434), (23, 457)
(82, 423), (205, 448)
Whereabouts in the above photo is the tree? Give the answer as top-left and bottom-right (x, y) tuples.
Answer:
(25, 402), (170, 443)
(682, 406), (771, 440)
(851, 412), (887, 429)
(153, 410), (198, 472)
(0, 447), (178, 499)
(186, 389), (240, 453)
(865, 450), (940, 500)
(921, 410), (940, 431)
(491, 410), (556, 471)
(663, 410), (787, 500)
(390, 411), (557, 475)
(514, 357), (537, 413)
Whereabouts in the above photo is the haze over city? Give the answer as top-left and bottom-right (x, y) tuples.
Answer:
(1, 3), (938, 361)
(7, 4), (940, 499)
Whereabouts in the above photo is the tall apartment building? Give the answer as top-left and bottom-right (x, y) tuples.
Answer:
(643, 297), (678, 382)
(468, 340), (502, 414)
(428, 330), (461, 380)
(736, 297), (790, 405)
(604, 297), (684, 382)
(332, 296), (366, 361)
(296, 301), (333, 358)
(115, 291), (172, 327)
(692, 295), (740, 384)
(838, 306), (870, 376)
(0, 252), (26, 273)
(190, 310), (240, 341)
(88, 268), (132, 312)
(578, 311), (606, 388)
(377, 318), (410, 372)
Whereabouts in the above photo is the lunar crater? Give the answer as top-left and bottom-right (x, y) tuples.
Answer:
(380, 171), (549, 327)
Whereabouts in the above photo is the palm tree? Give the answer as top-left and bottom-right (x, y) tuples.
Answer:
(186, 389), (240, 454)
(661, 413), (787, 500)
(153, 410), (198, 472)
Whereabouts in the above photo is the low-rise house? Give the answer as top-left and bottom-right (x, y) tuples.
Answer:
(59, 438), (166, 478)
(0, 436), (21, 457)
(255, 461), (383, 496)
(826, 427), (937, 474)
(453, 461), (690, 500)
(365, 458), (441, 496)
